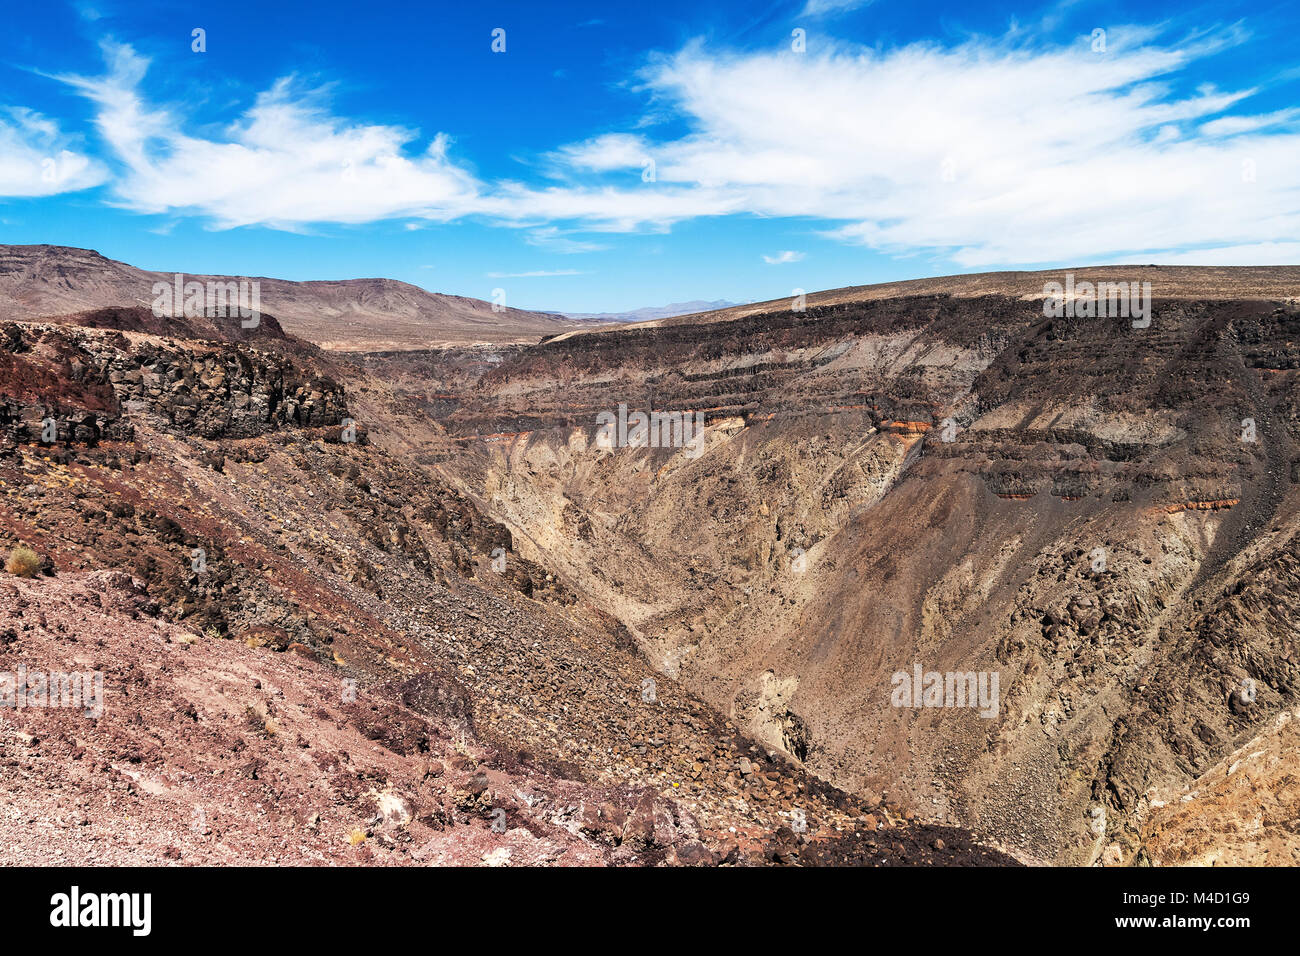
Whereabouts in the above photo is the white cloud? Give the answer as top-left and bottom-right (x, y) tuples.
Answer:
(1114, 241), (1300, 266)
(554, 133), (653, 172)
(1199, 109), (1300, 137)
(57, 41), (482, 227)
(50, 27), (1300, 268)
(0, 107), (107, 197)
(525, 226), (609, 253)
(553, 25), (1299, 266)
(55, 42), (742, 235)
(763, 250), (805, 264)
(477, 182), (744, 231)
(800, 0), (874, 17)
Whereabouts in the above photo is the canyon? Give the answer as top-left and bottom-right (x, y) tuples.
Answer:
(2, 246), (1298, 866)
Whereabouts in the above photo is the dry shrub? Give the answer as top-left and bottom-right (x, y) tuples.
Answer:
(5, 546), (42, 578)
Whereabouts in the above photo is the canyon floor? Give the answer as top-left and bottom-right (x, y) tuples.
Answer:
(2, 257), (1298, 866)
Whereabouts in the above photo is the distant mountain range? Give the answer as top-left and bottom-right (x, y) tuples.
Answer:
(561, 300), (738, 323)
(0, 244), (583, 352)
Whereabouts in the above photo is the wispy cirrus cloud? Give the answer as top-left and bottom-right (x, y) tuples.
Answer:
(524, 226), (610, 253)
(45, 24), (1300, 267)
(1198, 108), (1300, 136)
(574, 24), (1300, 266)
(55, 41), (482, 228)
(800, 0), (875, 17)
(0, 106), (106, 197)
(52, 41), (744, 234)
(763, 250), (805, 264)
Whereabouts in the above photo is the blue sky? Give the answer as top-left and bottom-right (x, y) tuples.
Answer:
(1, 0), (1297, 313)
